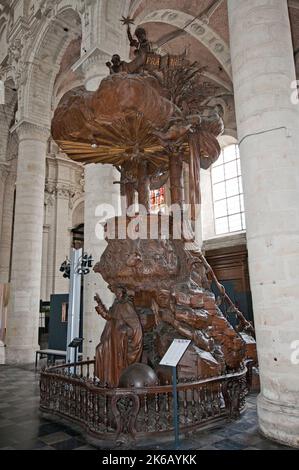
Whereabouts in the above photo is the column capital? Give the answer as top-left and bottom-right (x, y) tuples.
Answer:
(11, 120), (50, 143)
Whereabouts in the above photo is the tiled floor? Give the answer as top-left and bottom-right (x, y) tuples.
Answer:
(0, 365), (293, 450)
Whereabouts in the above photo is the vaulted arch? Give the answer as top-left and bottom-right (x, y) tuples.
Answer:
(139, 9), (231, 77)
(22, 7), (82, 127)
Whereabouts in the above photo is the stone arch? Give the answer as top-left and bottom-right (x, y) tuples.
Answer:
(129, 0), (144, 17)
(52, 34), (84, 108)
(137, 9), (232, 78)
(121, 0), (133, 17)
(0, 4), (9, 64)
(22, 7), (82, 127)
(72, 200), (84, 247)
(103, 0), (132, 27)
(72, 199), (84, 229)
(0, 16), (6, 36)
(218, 134), (238, 148)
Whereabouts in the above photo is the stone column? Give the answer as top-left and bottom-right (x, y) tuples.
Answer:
(53, 184), (71, 294)
(40, 224), (50, 301)
(0, 164), (9, 364)
(83, 164), (120, 359)
(228, 0), (299, 447)
(0, 164), (8, 237)
(201, 168), (215, 241)
(0, 169), (15, 283)
(5, 122), (49, 364)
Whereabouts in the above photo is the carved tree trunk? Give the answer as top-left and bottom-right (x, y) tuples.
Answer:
(188, 133), (202, 227)
(137, 160), (150, 212)
(169, 153), (184, 209)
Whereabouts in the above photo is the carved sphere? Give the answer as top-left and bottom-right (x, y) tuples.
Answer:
(118, 363), (159, 388)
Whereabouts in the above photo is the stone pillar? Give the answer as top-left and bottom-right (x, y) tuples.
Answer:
(5, 122), (49, 364)
(201, 168), (215, 241)
(53, 184), (71, 294)
(228, 0), (299, 447)
(0, 164), (8, 237)
(40, 224), (50, 301)
(83, 164), (120, 359)
(0, 169), (15, 283)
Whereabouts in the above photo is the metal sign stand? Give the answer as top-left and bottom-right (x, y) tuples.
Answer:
(172, 365), (179, 449)
(159, 338), (191, 450)
(60, 248), (93, 373)
(66, 248), (82, 365)
(68, 337), (83, 376)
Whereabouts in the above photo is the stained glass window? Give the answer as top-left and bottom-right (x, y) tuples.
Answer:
(150, 187), (166, 213)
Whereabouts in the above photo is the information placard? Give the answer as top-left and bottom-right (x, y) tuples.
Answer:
(159, 339), (191, 367)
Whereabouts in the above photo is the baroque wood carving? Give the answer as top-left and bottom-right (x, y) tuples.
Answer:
(52, 20), (256, 392)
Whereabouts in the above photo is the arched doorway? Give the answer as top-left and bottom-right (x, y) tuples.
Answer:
(72, 223), (84, 248)
(71, 200), (84, 248)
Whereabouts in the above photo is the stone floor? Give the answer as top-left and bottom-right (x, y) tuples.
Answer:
(0, 365), (294, 451)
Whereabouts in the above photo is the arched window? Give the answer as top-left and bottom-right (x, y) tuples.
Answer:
(212, 144), (246, 235)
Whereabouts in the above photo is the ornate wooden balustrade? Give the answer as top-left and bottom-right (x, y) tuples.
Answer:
(40, 359), (248, 445)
